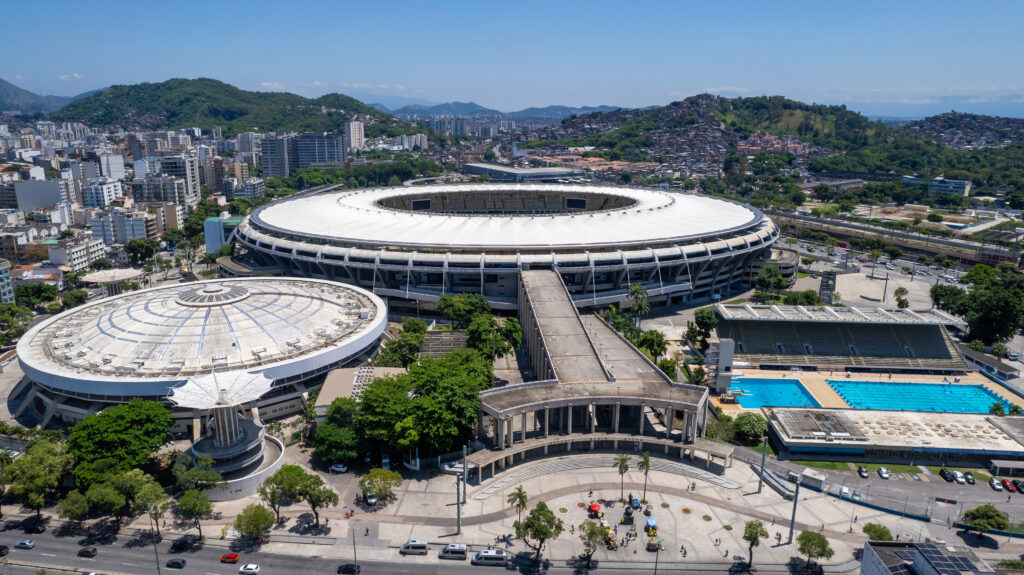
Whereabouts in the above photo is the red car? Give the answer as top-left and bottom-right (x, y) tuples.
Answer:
(1002, 478), (1017, 492)
(221, 553), (240, 564)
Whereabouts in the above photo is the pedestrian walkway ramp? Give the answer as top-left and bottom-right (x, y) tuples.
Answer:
(472, 454), (739, 500)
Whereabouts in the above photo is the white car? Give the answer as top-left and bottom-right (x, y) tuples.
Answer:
(877, 467), (891, 480)
(991, 477), (1004, 491)
(953, 471), (966, 484)
(329, 463), (348, 474)
(239, 565), (261, 575)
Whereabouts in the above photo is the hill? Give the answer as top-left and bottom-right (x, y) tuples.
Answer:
(508, 105), (622, 119)
(905, 111), (1024, 150)
(50, 78), (415, 137)
(391, 101), (499, 117)
(0, 79), (77, 114)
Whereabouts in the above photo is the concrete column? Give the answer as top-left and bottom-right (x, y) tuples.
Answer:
(567, 403), (573, 435)
(613, 402), (620, 434)
(521, 412), (527, 443)
(638, 403), (645, 435)
(497, 417), (505, 450)
(589, 403), (596, 433)
(506, 418), (514, 448)
(544, 407), (550, 438)
(666, 407), (675, 439)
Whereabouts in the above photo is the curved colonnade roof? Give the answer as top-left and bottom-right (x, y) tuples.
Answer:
(17, 278), (387, 399)
(247, 184), (765, 251)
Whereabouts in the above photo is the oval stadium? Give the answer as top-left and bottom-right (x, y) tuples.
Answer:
(15, 277), (386, 432)
(231, 183), (779, 309)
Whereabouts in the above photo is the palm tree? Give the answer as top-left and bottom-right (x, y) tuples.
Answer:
(614, 453), (630, 502)
(634, 298), (651, 327)
(627, 284), (648, 326)
(637, 451), (651, 503)
(684, 364), (707, 387)
(507, 486), (528, 523)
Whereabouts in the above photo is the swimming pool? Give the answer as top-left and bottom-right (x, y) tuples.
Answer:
(827, 380), (1012, 413)
(732, 378), (821, 409)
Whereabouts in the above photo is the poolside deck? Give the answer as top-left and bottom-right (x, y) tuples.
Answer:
(713, 368), (1024, 412)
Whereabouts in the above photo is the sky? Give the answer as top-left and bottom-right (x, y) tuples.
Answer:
(5, 0), (1024, 116)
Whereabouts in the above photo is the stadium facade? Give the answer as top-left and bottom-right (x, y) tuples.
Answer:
(231, 184), (779, 309)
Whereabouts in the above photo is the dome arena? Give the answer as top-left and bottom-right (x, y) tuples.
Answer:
(15, 277), (386, 431)
(232, 184), (779, 309)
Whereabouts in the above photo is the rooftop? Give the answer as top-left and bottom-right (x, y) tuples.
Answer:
(714, 304), (965, 327)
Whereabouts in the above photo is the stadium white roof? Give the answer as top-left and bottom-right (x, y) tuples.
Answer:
(17, 278), (387, 396)
(714, 304), (965, 327)
(251, 184), (763, 250)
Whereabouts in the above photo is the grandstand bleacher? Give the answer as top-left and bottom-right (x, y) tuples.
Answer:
(713, 304), (968, 373)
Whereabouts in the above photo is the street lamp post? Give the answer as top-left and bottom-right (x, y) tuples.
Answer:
(757, 434), (768, 494)
(149, 513), (163, 575)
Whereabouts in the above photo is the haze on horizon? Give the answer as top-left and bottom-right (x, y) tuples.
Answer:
(6, 0), (1024, 117)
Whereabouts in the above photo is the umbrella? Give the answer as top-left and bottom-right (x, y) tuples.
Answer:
(589, 504), (601, 512)
(646, 518), (657, 528)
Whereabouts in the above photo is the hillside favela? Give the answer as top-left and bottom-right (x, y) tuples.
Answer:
(1, 2), (1024, 574)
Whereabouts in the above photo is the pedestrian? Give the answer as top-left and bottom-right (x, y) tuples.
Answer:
(365, 527), (369, 536)
(771, 517), (775, 526)
(853, 515), (857, 523)
(589, 490), (593, 498)
(725, 549), (728, 558)
(570, 524), (575, 534)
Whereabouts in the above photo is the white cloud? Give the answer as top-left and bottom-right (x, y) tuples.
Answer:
(58, 74), (71, 81)
(310, 81), (326, 87)
(72, 73), (82, 79)
(14, 74), (22, 80)
(260, 81), (286, 90)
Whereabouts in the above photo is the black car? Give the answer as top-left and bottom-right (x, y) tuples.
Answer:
(167, 558), (187, 569)
(857, 465), (869, 478)
(77, 547), (98, 557)
(939, 468), (953, 482)
(964, 472), (976, 485)
(0, 545), (8, 557)
(1013, 479), (1024, 493)
(170, 536), (200, 552)
(338, 565), (361, 574)
(26, 522), (46, 534)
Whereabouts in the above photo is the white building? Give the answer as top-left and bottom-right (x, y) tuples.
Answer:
(236, 177), (266, 200)
(98, 153), (126, 180)
(50, 202), (74, 225)
(902, 175), (972, 197)
(90, 210), (156, 245)
(48, 238), (107, 272)
(82, 177), (123, 208)
(345, 121), (365, 151)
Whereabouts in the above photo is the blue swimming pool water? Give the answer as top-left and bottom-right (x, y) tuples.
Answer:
(732, 378), (821, 409)
(827, 380), (1012, 413)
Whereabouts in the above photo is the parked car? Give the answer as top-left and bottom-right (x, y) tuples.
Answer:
(239, 564), (261, 575)
(1002, 478), (1017, 492)
(338, 565), (361, 574)
(1013, 479), (1024, 493)
(939, 468), (953, 482)
(840, 486), (850, 498)
(878, 467), (891, 479)
(364, 492), (378, 506)
(166, 558), (187, 569)
(330, 463), (349, 474)
(852, 489), (862, 501)
(857, 465), (869, 478)
(15, 539), (35, 549)
(0, 545), (8, 556)
(953, 471), (966, 484)
(78, 547), (98, 557)
(990, 477), (1004, 491)
(26, 522), (46, 534)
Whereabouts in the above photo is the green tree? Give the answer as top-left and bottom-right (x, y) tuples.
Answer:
(124, 238), (161, 265)
(637, 451), (652, 503)
(301, 477), (339, 527)
(386, 175), (403, 186)
(797, 530), (834, 569)
(964, 504), (1009, 536)
(436, 293), (490, 329)
(992, 342), (1008, 358)
(86, 481), (126, 527)
(68, 399), (172, 487)
(61, 289), (88, 309)
(174, 453), (226, 492)
(314, 422), (360, 464)
(136, 479), (171, 536)
(683, 364), (707, 387)
(657, 358), (679, 381)
(507, 486), (528, 523)
(259, 465), (311, 523)
(990, 402), (1006, 416)
(635, 330), (668, 359)
(893, 287), (909, 309)
(5, 439), (70, 517)
(755, 265), (786, 294)
(465, 315), (522, 360)
(89, 258), (114, 270)
(161, 229), (184, 246)
(862, 523), (893, 541)
(733, 412), (768, 442)
(358, 468), (403, 503)
(614, 453), (630, 502)
(743, 520), (769, 567)
(57, 489), (90, 524)
(354, 375), (415, 448)
(234, 503), (275, 541)
(514, 501), (564, 562)
(578, 519), (605, 567)
(694, 306), (719, 336)
(1012, 404), (1024, 416)
(177, 489), (212, 538)
(972, 340), (986, 352)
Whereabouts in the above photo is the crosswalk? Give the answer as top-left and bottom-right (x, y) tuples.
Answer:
(472, 454), (739, 500)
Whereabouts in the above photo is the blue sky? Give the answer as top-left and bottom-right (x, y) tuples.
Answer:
(5, 0), (1024, 116)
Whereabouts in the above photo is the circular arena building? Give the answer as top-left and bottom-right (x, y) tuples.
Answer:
(16, 277), (387, 432)
(232, 184), (778, 309)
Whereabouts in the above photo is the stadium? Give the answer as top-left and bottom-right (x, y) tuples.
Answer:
(231, 183), (779, 309)
(15, 278), (387, 434)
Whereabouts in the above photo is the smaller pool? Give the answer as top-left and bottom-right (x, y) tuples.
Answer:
(732, 378), (821, 409)
(828, 380), (1012, 413)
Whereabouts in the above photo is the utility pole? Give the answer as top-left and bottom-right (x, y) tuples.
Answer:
(788, 482), (800, 544)
(462, 444), (468, 504)
(456, 472), (462, 535)
(882, 273), (890, 302)
(757, 434), (768, 494)
(352, 527), (358, 566)
(150, 514), (163, 575)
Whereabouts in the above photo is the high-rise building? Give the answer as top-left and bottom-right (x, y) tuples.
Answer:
(82, 177), (123, 208)
(125, 132), (144, 159)
(235, 177), (266, 200)
(14, 180), (74, 211)
(344, 121), (364, 151)
(156, 155), (200, 202)
(130, 175), (190, 207)
(296, 132), (345, 170)
(211, 126), (223, 140)
(237, 132), (261, 155)
(90, 210), (157, 245)
(0, 258), (13, 303)
(50, 202), (74, 225)
(48, 238), (107, 272)
(209, 157), (225, 193)
(98, 153), (126, 180)
(261, 134), (297, 178)
(137, 202), (184, 232)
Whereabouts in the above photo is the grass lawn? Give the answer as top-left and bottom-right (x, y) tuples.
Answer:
(747, 440), (776, 457)
(724, 297), (749, 304)
(790, 460), (848, 470)
(925, 465), (992, 482)
(797, 272), (811, 279)
(861, 463), (921, 474)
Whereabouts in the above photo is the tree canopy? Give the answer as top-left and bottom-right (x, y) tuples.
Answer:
(964, 504), (1009, 535)
(66, 399), (172, 487)
(358, 468), (403, 502)
(436, 293), (490, 329)
(514, 501), (564, 561)
(930, 262), (1024, 344)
